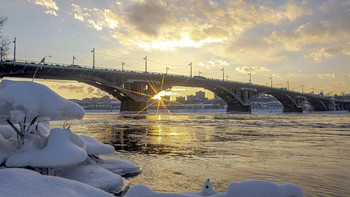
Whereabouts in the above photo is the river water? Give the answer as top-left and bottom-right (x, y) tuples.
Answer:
(52, 112), (350, 197)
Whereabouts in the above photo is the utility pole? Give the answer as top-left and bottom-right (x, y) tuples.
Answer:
(166, 67), (169, 75)
(286, 81), (289, 91)
(221, 67), (225, 81)
(13, 37), (16, 66)
(269, 77), (273, 88)
(248, 72), (252, 84)
(91, 48), (95, 69)
(144, 56), (147, 72)
(122, 61), (125, 71)
(189, 62), (192, 78)
(72, 56), (75, 66)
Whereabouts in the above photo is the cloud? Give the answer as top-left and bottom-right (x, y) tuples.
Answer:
(236, 66), (270, 74)
(198, 59), (230, 70)
(306, 43), (350, 62)
(313, 73), (336, 80)
(29, 0), (59, 16)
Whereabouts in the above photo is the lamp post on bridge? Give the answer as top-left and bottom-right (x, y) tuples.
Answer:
(221, 67), (225, 81)
(0, 47), (3, 66)
(248, 72), (252, 84)
(226, 75), (229, 81)
(301, 84), (304, 94)
(32, 55), (51, 82)
(189, 62), (192, 78)
(91, 48), (95, 69)
(286, 81), (289, 91)
(72, 56), (75, 66)
(122, 61), (125, 71)
(166, 67), (169, 75)
(144, 56), (147, 73)
(13, 37), (16, 66)
(269, 77), (273, 88)
(199, 71), (202, 76)
(311, 87), (314, 94)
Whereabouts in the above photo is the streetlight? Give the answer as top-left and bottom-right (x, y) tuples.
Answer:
(221, 67), (225, 81)
(122, 61), (125, 71)
(311, 87), (314, 94)
(166, 67), (169, 75)
(248, 72), (252, 84)
(189, 62), (192, 78)
(144, 56), (147, 73)
(32, 55), (51, 81)
(301, 84), (304, 93)
(286, 81), (289, 91)
(0, 47), (3, 66)
(226, 75), (229, 81)
(91, 48), (95, 69)
(199, 71), (202, 76)
(269, 77), (273, 88)
(13, 37), (16, 66)
(72, 56), (75, 66)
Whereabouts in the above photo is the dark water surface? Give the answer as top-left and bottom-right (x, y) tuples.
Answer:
(51, 113), (350, 197)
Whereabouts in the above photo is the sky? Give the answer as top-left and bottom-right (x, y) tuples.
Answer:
(0, 0), (350, 100)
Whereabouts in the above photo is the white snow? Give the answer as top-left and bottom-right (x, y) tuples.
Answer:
(6, 128), (87, 168)
(0, 80), (84, 123)
(125, 180), (304, 197)
(60, 159), (127, 194)
(98, 156), (141, 176)
(80, 135), (115, 155)
(0, 168), (113, 197)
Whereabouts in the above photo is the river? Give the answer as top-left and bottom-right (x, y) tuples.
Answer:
(51, 112), (350, 197)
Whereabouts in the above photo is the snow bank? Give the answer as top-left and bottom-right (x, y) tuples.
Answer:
(6, 128), (87, 168)
(0, 168), (113, 197)
(98, 156), (141, 177)
(60, 161), (127, 194)
(80, 135), (115, 155)
(0, 80), (84, 123)
(125, 180), (304, 197)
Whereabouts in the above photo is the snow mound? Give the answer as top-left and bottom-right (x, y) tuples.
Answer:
(98, 156), (142, 177)
(60, 161), (127, 194)
(125, 180), (304, 197)
(0, 80), (84, 123)
(0, 168), (113, 197)
(6, 128), (87, 168)
(80, 135), (115, 155)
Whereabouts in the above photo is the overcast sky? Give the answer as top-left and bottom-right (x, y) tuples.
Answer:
(1, 0), (349, 99)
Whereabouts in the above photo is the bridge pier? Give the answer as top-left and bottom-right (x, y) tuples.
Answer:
(283, 106), (303, 113)
(227, 104), (251, 113)
(120, 100), (147, 114)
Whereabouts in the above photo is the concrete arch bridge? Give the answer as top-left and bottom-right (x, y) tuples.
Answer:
(1, 61), (349, 113)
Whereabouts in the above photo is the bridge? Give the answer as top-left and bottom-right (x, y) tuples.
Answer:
(1, 60), (349, 113)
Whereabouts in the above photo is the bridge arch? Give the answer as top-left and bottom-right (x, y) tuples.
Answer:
(258, 91), (303, 112)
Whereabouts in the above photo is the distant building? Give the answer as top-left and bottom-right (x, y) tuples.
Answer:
(176, 96), (186, 103)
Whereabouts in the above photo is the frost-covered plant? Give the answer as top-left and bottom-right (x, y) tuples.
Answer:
(6, 116), (39, 150)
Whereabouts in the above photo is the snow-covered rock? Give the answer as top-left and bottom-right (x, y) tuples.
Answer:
(98, 156), (141, 177)
(0, 80), (84, 123)
(6, 128), (87, 168)
(0, 168), (113, 197)
(60, 161), (127, 194)
(125, 179), (304, 197)
(80, 135), (114, 155)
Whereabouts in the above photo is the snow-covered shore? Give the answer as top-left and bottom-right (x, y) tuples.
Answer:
(0, 80), (304, 197)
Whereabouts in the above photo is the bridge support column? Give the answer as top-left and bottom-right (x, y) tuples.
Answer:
(283, 106), (303, 113)
(120, 100), (147, 114)
(327, 100), (336, 111)
(227, 104), (251, 113)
